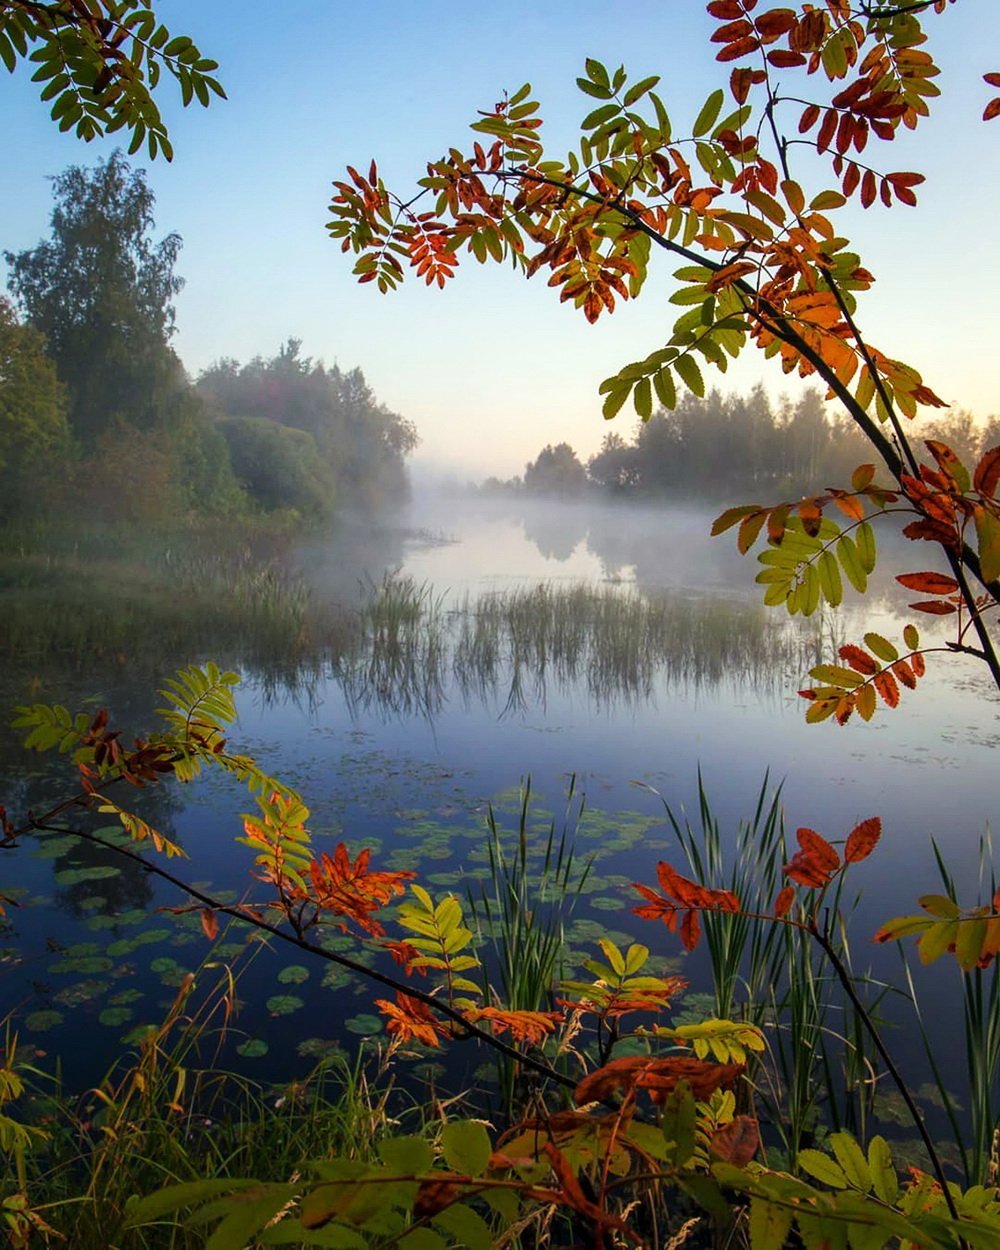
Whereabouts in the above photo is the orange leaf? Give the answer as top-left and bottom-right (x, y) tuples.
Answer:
(574, 1055), (743, 1106)
(839, 644), (879, 675)
(873, 668), (900, 707)
(798, 826), (840, 873)
(910, 600), (956, 615)
(681, 907), (701, 952)
(774, 885), (795, 917)
(896, 571), (959, 595)
(844, 816), (881, 864)
(200, 909), (218, 942)
(710, 1116), (761, 1165)
(985, 98), (1000, 122)
(375, 993), (447, 1048)
(973, 446), (1000, 498)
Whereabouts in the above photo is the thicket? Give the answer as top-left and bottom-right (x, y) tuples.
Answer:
(1, 153), (417, 532)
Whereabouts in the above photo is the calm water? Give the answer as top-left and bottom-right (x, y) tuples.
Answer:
(2, 496), (997, 1114)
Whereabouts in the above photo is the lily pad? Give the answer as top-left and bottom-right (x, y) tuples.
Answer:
(50, 956), (113, 975)
(277, 965), (310, 985)
(297, 1037), (344, 1059)
(98, 1006), (133, 1028)
(236, 1038), (269, 1058)
(54, 865), (121, 885)
(25, 1010), (63, 1032)
(345, 1013), (383, 1035)
(266, 995), (304, 1017)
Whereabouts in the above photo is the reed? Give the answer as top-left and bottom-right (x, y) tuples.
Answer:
(472, 777), (594, 1113)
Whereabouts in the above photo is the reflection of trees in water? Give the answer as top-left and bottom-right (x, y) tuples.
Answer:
(520, 508), (588, 562)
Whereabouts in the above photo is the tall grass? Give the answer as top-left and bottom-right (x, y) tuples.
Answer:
(903, 830), (1000, 1185)
(653, 774), (891, 1163)
(10, 965), (401, 1248)
(472, 777), (594, 1112)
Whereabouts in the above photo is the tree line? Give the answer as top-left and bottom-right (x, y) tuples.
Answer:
(488, 387), (1000, 503)
(1, 152), (417, 528)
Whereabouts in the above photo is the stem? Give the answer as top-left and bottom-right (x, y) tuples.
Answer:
(809, 922), (963, 1224)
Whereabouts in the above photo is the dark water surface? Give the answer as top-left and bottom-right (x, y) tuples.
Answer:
(1, 498), (996, 1126)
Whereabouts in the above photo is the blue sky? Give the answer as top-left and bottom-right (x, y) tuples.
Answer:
(2, 1), (997, 477)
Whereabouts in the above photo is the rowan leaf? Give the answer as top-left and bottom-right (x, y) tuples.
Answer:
(844, 817), (881, 865)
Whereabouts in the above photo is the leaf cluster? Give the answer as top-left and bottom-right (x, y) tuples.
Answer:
(1, 0), (224, 159)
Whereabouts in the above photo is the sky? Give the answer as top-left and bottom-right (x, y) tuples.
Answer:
(2, 1), (998, 479)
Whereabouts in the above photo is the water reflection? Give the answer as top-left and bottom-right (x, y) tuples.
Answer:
(335, 577), (812, 721)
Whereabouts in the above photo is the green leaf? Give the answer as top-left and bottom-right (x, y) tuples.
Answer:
(750, 1198), (794, 1250)
(584, 58), (610, 87)
(602, 385), (631, 420)
(867, 1136), (898, 1204)
(205, 1191), (297, 1250)
(441, 1120), (491, 1176)
(974, 507), (1000, 583)
(127, 1180), (263, 1226)
(855, 521), (876, 574)
(623, 75), (660, 107)
(634, 375), (653, 420)
(863, 633), (898, 663)
(828, 1132), (872, 1192)
(796, 1149), (848, 1189)
(379, 1135), (433, 1175)
(674, 354), (704, 398)
(692, 89), (724, 138)
(433, 1202), (492, 1250)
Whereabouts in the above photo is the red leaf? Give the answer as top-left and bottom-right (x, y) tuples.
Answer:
(797, 827), (840, 874)
(985, 99), (1000, 122)
(798, 103), (821, 133)
(973, 446), (1000, 498)
(890, 658), (916, 689)
(767, 49), (807, 67)
(839, 644), (879, 675)
(844, 816), (881, 864)
(681, 908), (701, 952)
(985, 73), (1000, 88)
(910, 600), (957, 615)
(574, 1056), (744, 1106)
(755, 9), (797, 38)
(911, 651), (926, 677)
(200, 909), (218, 942)
(717, 35), (762, 62)
(710, 1116), (760, 1165)
(873, 668), (900, 707)
(774, 885), (795, 918)
(896, 571), (959, 595)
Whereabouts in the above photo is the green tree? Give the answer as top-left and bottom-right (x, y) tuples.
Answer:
(5, 150), (185, 448)
(198, 342), (418, 514)
(0, 295), (73, 514)
(523, 441), (588, 497)
(587, 430), (639, 493)
(0, 1), (223, 160)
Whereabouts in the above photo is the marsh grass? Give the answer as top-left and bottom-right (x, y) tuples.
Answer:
(339, 572), (448, 718)
(13, 963), (402, 1248)
(452, 582), (807, 715)
(903, 831), (1000, 1185)
(473, 777), (594, 1111)
(0, 518), (355, 680)
(654, 775), (892, 1164)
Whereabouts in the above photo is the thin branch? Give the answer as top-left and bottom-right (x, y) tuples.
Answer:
(30, 819), (578, 1093)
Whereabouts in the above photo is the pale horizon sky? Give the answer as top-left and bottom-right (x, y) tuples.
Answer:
(2, 1), (997, 479)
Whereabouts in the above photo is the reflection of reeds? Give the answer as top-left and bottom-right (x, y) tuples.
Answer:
(452, 582), (806, 714)
(337, 573), (448, 719)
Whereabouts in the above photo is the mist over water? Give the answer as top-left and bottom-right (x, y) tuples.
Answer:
(2, 490), (997, 1092)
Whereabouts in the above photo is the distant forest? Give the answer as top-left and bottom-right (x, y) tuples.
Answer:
(487, 386), (1000, 503)
(1, 152), (416, 530)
